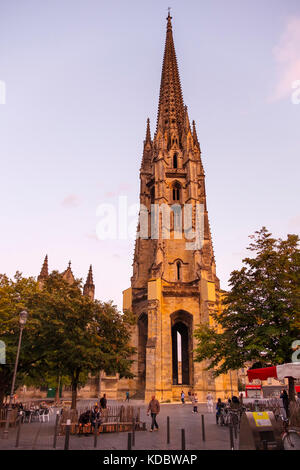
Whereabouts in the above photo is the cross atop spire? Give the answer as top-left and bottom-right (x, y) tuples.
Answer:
(156, 13), (185, 142)
(167, 8), (172, 29)
(62, 260), (75, 285)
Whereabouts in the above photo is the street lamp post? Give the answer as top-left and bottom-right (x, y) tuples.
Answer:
(2, 310), (28, 439)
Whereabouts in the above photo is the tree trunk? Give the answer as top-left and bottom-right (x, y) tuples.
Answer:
(0, 389), (5, 408)
(288, 376), (295, 402)
(71, 369), (80, 410)
(55, 374), (61, 404)
(0, 371), (10, 408)
(71, 381), (77, 410)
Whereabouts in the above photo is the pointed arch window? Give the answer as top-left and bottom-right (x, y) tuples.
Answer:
(172, 182), (181, 202)
(150, 186), (155, 204)
(173, 153), (178, 169)
(176, 261), (181, 281)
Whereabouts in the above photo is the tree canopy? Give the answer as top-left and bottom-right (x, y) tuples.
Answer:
(194, 228), (300, 393)
(0, 271), (135, 408)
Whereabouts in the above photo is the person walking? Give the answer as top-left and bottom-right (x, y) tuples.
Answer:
(147, 395), (160, 432)
(181, 391), (185, 404)
(125, 391), (130, 402)
(192, 393), (198, 413)
(280, 390), (289, 418)
(100, 393), (107, 409)
(216, 398), (224, 425)
(206, 392), (214, 413)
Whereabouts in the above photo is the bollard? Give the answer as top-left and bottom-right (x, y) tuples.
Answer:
(32, 423), (42, 450)
(233, 422), (238, 440)
(132, 418), (135, 447)
(167, 416), (170, 444)
(53, 411), (60, 449)
(201, 414), (206, 442)
(127, 432), (132, 450)
(94, 422), (99, 449)
(262, 440), (268, 451)
(181, 429), (186, 450)
(15, 412), (22, 448)
(64, 419), (71, 450)
(229, 423), (234, 450)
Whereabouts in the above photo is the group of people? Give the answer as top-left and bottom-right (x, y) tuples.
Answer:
(78, 394), (107, 434)
(180, 390), (199, 412)
(1, 401), (24, 411)
(215, 396), (241, 425)
(147, 392), (241, 431)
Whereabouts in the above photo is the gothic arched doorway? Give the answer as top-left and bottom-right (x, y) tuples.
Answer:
(171, 311), (193, 385)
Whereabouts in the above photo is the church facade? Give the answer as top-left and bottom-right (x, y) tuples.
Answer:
(121, 14), (237, 402)
(23, 15), (237, 403)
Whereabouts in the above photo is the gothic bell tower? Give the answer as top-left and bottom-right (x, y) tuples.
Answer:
(121, 13), (237, 401)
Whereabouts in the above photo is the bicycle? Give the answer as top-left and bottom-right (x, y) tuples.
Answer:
(279, 415), (300, 450)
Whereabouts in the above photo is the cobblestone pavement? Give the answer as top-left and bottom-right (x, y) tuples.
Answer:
(0, 401), (239, 450)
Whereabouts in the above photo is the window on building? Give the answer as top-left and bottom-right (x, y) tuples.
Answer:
(176, 261), (181, 281)
(173, 153), (178, 169)
(172, 182), (181, 202)
(150, 186), (155, 204)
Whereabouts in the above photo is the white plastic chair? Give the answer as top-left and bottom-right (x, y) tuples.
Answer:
(39, 409), (45, 422)
(43, 409), (50, 422)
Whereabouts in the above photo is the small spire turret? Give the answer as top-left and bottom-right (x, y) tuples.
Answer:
(83, 265), (95, 300)
(37, 255), (49, 286)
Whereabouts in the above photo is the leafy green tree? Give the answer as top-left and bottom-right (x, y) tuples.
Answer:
(194, 228), (300, 400)
(34, 272), (135, 408)
(0, 272), (44, 405)
(0, 271), (135, 409)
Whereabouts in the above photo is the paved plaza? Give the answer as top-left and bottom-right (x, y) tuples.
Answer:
(0, 400), (238, 450)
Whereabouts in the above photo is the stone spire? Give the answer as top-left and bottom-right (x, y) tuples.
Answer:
(145, 117), (151, 144)
(83, 265), (95, 300)
(192, 120), (200, 150)
(155, 12), (185, 144)
(141, 118), (153, 171)
(37, 255), (49, 286)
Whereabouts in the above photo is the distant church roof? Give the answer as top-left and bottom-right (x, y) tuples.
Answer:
(37, 256), (95, 299)
(62, 260), (75, 285)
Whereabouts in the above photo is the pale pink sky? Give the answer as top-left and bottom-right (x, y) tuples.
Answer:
(0, 0), (299, 309)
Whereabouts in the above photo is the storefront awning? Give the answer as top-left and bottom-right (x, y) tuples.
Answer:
(247, 363), (300, 382)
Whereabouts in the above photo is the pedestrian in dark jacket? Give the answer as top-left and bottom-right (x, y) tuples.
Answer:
(78, 410), (91, 435)
(91, 406), (101, 430)
(100, 394), (107, 409)
(216, 398), (225, 425)
(147, 395), (160, 431)
(280, 390), (289, 418)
